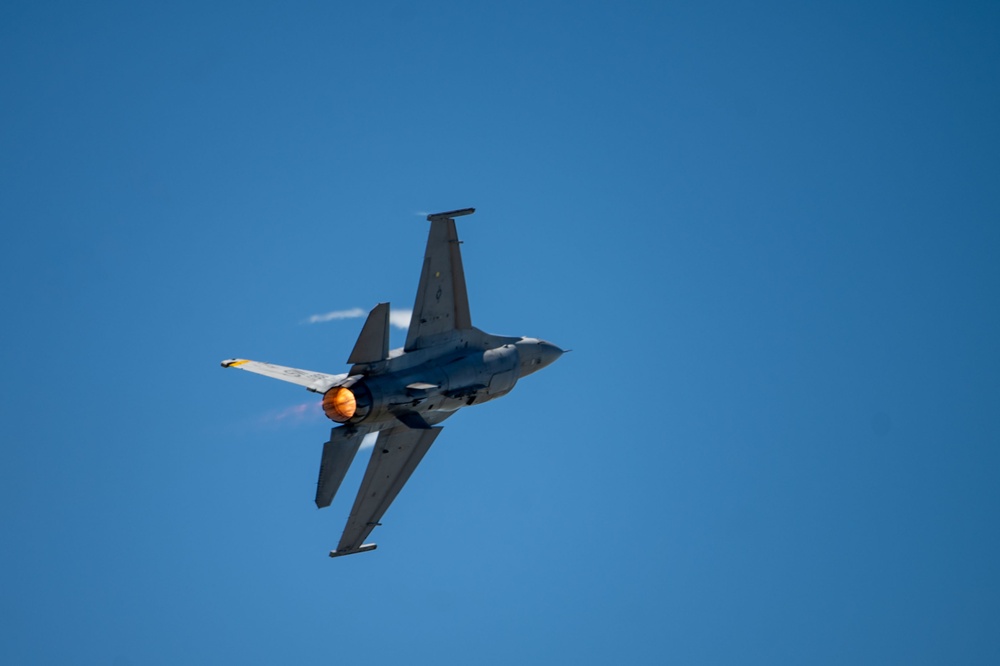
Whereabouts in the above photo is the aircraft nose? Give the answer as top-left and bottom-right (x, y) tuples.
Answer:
(537, 341), (564, 368)
(518, 339), (564, 376)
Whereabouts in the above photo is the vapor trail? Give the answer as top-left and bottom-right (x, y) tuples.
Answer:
(306, 308), (366, 324)
(257, 400), (324, 427)
(306, 307), (412, 330)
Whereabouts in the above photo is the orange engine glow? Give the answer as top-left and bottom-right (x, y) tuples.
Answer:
(323, 387), (357, 422)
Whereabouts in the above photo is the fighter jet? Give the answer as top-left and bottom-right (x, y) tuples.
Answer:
(221, 208), (563, 557)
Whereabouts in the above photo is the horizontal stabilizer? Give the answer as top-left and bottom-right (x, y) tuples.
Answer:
(220, 359), (347, 393)
(329, 543), (377, 558)
(315, 427), (369, 508)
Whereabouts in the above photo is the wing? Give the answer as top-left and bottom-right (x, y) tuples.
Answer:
(330, 425), (442, 557)
(220, 359), (347, 393)
(404, 208), (475, 351)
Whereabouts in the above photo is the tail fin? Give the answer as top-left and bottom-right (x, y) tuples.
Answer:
(347, 302), (390, 365)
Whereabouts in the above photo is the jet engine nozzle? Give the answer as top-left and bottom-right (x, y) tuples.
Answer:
(322, 380), (373, 423)
(323, 387), (356, 422)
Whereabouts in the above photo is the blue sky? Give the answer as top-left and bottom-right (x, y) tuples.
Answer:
(2, 1), (998, 663)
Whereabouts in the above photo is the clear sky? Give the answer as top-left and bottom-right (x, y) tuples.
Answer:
(2, 1), (998, 664)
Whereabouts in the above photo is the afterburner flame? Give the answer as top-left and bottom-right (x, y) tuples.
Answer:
(323, 387), (357, 422)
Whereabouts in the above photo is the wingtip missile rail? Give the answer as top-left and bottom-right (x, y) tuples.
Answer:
(427, 207), (475, 221)
(328, 543), (378, 558)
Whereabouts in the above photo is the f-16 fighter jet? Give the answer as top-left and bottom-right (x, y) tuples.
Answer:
(222, 208), (564, 558)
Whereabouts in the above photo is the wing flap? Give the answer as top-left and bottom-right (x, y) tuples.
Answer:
(333, 426), (442, 554)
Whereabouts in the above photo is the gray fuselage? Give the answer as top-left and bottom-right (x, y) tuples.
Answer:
(326, 334), (562, 429)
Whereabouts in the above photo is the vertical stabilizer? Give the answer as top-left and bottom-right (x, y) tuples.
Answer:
(347, 302), (390, 365)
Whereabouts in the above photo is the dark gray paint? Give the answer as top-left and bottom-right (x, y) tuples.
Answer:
(224, 208), (563, 557)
